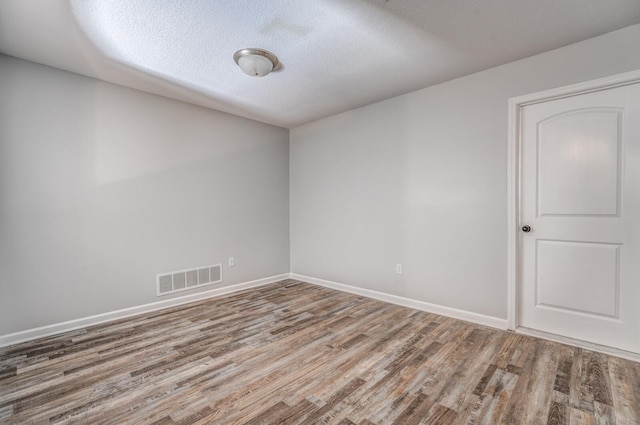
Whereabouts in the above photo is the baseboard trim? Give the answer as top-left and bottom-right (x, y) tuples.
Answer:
(6, 272), (634, 359)
(516, 327), (640, 362)
(1, 272), (510, 348)
(0, 273), (290, 348)
(291, 273), (508, 330)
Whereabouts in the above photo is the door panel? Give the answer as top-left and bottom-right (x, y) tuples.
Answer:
(536, 240), (619, 318)
(537, 109), (621, 217)
(519, 82), (640, 354)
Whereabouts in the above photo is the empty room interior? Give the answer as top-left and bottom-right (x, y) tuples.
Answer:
(2, 1), (640, 424)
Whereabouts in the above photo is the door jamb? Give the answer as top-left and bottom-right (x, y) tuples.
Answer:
(507, 69), (640, 331)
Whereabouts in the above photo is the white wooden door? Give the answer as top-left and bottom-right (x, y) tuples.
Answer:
(519, 82), (640, 354)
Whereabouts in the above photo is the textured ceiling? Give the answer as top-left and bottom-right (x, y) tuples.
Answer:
(1, 0), (639, 128)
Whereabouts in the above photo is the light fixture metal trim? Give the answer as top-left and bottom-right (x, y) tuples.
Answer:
(233, 48), (280, 76)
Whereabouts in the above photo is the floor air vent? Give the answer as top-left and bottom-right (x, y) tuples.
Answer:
(156, 263), (223, 296)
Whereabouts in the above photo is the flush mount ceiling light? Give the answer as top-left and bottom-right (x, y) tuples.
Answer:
(233, 48), (280, 77)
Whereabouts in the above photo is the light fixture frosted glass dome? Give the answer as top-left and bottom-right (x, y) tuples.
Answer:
(233, 48), (279, 77)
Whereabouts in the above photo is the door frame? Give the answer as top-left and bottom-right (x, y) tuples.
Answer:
(507, 69), (640, 331)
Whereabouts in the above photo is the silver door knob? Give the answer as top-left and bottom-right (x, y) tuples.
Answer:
(522, 225), (531, 232)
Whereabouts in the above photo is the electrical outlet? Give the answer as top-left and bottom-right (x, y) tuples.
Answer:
(396, 264), (403, 275)
(228, 257), (235, 267)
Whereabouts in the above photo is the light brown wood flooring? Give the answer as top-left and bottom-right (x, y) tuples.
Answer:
(1, 279), (639, 424)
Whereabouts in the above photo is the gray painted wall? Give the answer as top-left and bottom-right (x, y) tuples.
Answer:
(2, 24), (639, 337)
(290, 24), (640, 319)
(0, 55), (290, 335)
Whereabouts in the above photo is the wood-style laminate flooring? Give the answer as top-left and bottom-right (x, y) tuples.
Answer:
(1, 280), (639, 425)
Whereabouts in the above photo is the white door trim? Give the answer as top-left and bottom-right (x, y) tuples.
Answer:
(507, 69), (640, 331)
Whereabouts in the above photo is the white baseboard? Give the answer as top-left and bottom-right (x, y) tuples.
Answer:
(8, 271), (634, 360)
(516, 327), (640, 363)
(1, 272), (509, 348)
(0, 273), (290, 348)
(290, 273), (508, 330)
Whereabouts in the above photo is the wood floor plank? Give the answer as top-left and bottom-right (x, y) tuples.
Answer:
(1, 279), (639, 425)
(546, 401), (567, 425)
(465, 367), (518, 425)
(569, 407), (596, 425)
(521, 340), (560, 424)
(608, 355), (640, 425)
(391, 392), (434, 425)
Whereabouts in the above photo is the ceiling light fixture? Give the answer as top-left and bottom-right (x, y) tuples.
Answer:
(233, 48), (280, 77)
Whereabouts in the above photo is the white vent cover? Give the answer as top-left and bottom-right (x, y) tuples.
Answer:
(156, 263), (223, 296)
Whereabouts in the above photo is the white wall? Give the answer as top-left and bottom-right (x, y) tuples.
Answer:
(0, 55), (290, 336)
(290, 24), (640, 319)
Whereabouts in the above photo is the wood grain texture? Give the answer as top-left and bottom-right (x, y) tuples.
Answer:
(1, 280), (639, 424)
